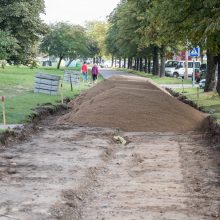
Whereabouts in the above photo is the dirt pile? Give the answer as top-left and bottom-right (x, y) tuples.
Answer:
(57, 76), (207, 132)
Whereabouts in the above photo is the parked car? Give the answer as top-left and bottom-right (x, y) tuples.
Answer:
(195, 68), (206, 82)
(199, 79), (206, 89)
(172, 61), (201, 78)
(165, 60), (179, 77)
(100, 61), (112, 68)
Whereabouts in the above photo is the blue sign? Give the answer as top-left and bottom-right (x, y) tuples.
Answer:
(189, 47), (200, 57)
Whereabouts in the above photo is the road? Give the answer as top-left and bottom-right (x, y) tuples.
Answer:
(0, 70), (219, 220)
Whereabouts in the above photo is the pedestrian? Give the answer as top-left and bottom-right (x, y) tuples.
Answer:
(81, 61), (88, 82)
(91, 63), (99, 84)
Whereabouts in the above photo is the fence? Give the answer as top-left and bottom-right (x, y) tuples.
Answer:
(34, 73), (61, 95)
(63, 70), (80, 85)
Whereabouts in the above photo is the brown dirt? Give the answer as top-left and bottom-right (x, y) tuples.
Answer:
(57, 76), (207, 132)
(0, 75), (219, 220)
(0, 125), (219, 220)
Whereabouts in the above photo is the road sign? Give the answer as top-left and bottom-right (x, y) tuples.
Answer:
(189, 47), (200, 57)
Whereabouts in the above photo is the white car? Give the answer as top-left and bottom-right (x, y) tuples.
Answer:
(100, 61), (112, 68)
(165, 60), (179, 77)
(199, 79), (206, 89)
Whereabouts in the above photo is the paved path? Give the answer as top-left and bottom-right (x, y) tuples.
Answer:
(99, 69), (134, 79)
(0, 124), (23, 130)
(100, 69), (198, 89)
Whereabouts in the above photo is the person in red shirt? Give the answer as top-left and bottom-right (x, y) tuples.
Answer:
(81, 61), (88, 82)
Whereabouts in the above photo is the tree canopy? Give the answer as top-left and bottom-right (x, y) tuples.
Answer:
(40, 22), (89, 69)
(0, 0), (47, 65)
(85, 21), (108, 62)
(105, 0), (220, 93)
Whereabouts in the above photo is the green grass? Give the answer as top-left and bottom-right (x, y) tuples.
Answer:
(0, 66), (102, 124)
(115, 68), (192, 84)
(174, 87), (220, 121)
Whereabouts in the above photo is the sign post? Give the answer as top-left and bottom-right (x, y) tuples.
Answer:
(189, 47), (200, 87)
(1, 96), (6, 125)
(185, 50), (188, 80)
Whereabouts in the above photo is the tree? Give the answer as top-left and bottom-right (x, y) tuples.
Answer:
(0, 0), (47, 65)
(0, 30), (18, 68)
(146, 0), (220, 92)
(41, 22), (88, 69)
(86, 21), (108, 63)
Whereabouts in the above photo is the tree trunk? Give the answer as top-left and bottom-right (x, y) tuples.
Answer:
(134, 59), (137, 70)
(216, 54), (220, 95)
(144, 57), (147, 73)
(201, 50), (204, 63)
(148, 58), (151, 73)
(66, 58), (74, 67)
(130, 57), (133, 69)
(111, 56), (114, 67)
(57, 56), (63, 69)
(136, 58), (139, 71)
(128, 58), (130, 69)
(204, 50), (217, 92)
(152, 47), (159, 75)
(123, 58), (126, 68)
(139, 57), (143, 72)
(114, 58), (117, 68)
(160, 46), (166, 77)
(93, 57), (96, 64)
(119, 58), (122, 68)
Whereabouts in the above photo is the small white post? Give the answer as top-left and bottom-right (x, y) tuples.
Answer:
(2, 96), (6, 125)
(192, 58), (195, 87)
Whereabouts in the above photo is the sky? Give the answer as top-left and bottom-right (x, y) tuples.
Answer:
(41, 0), (120, 26)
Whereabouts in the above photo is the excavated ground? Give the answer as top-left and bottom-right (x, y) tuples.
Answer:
(57, 76), (207, 132)
(0, 75), (219, 220)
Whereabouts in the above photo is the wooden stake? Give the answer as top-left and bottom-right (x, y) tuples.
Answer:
(60, 82), (64, 104)
(69, 74), (73, 91)
(2, 96), (6, 125)
(197, 87), (199, 104)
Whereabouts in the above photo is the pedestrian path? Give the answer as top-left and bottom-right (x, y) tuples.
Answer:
(0, 124), (23, 130)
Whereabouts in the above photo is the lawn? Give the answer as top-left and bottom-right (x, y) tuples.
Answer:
(115, 68), (192, 84)
(174, 87), (220, 122)
(0, 66), (101, 124)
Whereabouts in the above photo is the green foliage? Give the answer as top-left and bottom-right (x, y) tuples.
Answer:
(41, 23), (88, 69)
(147, 0), (220, 53)
(0, 30), (18, 61)
(86, 21), (108, 58)
(0, 0), (47, 64)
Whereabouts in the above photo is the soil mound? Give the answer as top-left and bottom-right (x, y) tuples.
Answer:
(57, 76), (207, 132)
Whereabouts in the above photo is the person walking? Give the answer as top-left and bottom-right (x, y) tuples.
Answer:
(91, 63), (99, 84)
(81, 61), (88, 82)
